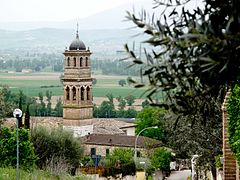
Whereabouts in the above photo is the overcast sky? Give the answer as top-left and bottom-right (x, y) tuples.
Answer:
(1, 0), (145, 22)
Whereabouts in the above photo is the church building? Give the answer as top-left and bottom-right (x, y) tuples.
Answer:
(62, 27), (93, 125)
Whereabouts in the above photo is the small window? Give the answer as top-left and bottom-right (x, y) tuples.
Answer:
(73, 57), (76, 67)
(66, 86), (70, 100)
(81, 87), (84, 101)
(80, 57), (83, 67)
(67, 57), (70, 66)
(91, 148), (96, 156)
(72, 87), (76, 101)
(106, 149), (110, 156)
(86, 86), (90, 100)
(86, 57), (88, 66)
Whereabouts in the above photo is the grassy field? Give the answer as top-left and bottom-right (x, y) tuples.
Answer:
(0, 72), (147, 98)
(0, 168), (90, 180)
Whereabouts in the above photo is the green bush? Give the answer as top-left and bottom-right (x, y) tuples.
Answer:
(215, 155), (223, 169)
(150, 148), (173, 171)
(0, 127), (37, 170)
(101, 148), (136, 177)
(31, 126), (83, 175)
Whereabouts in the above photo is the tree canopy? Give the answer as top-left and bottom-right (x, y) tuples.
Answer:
(124, 0), (240, 177)
(125, 0), (240, 110)
(136, 107), (166, 141)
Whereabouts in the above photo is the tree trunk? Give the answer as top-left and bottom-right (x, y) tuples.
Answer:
(211, 166), (217, 180)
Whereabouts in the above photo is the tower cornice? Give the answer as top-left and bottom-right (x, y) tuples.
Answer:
(63, 50), (92, 56)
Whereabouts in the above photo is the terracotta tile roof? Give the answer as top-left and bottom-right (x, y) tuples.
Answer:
(80, 118), (137, 129)
(4, 118), (135, 135)
(82, 134), (162, 148)
(4, 117), (135, 128)
(93, 126), (124, 135)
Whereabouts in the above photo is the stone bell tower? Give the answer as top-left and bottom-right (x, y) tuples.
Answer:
(62, 26), (93, 122)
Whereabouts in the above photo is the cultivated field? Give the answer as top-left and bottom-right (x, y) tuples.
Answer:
(0, 72), (147, 98)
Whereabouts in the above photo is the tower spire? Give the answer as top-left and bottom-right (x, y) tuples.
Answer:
(76, 23), (79, 39)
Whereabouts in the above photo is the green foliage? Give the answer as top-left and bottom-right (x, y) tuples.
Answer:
(31, 126), (83, 173)
(228, 84), (240, 163)
(125, 95), (136, 106)
(108, 148), (134, 165)
(0, 127), (37, 169)
(136, 107), (165, 141)
(150, 148), (172, 171)
(93, 97), (138, 118)
(125, 0), (232, 175)
(116, 96), (126, 110)
(46, 90), (52, 116)
(38, 92), (46, 116)
(102, 148), (136, 177)
(106, 93), (114, 104)
(24, 104), (30, 129)
(0, 167), (90, 180)
(141, 100), (150, 108)
(215, 155), (223, 169)
(135, 158), (154, 176)
(126, 0), (240, 102)
(96, 100), (116, 118)
(124, 108), (138, 118)
(118, 79), (126, 87)
(0, 92), (12, 121)
(53, 98), (63, 117)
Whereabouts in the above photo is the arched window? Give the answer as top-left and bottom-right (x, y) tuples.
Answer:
(85, 57), (88, 66)
(80, 57), (83, 67)
(73, 57), (76, 67)
(66, 86), (70, 100)
(87, 86), (90, 100)
(81, 87), (84, 101)
(67, 57), (70, 66)
(72, 86), (76, 101)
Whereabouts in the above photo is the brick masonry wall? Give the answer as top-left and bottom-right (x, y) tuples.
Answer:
(222, 91), (239, 180)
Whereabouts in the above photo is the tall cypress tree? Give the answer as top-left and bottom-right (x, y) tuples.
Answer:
(18, 95), (23, 128)
(24, 104), (30, 129)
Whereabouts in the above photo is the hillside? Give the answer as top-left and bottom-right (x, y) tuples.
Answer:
(0, 28), (144, 55)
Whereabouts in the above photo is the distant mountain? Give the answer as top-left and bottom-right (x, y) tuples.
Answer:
(0, 0), (156, 56)
(0, 0), (153, 31)
(0, 28), (145, 58)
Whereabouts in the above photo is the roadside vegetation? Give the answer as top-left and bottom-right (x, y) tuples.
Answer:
(0, 168), (89, 180)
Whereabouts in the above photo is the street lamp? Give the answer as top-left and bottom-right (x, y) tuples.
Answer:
(134, 126), (158, 161)
(13, 108), (22, 180)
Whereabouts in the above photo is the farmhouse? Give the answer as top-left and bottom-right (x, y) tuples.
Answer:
(82, 134), (162, 157)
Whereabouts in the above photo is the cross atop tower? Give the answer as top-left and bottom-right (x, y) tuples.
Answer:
(76, 23), (79, 39)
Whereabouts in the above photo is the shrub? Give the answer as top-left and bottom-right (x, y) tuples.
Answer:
(150, 148), (173, 171)
(0, 127), (37, 170)
(118, 79), (126, 87)
(101, 148), (136, 177)
(31, 126), (83, 175)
